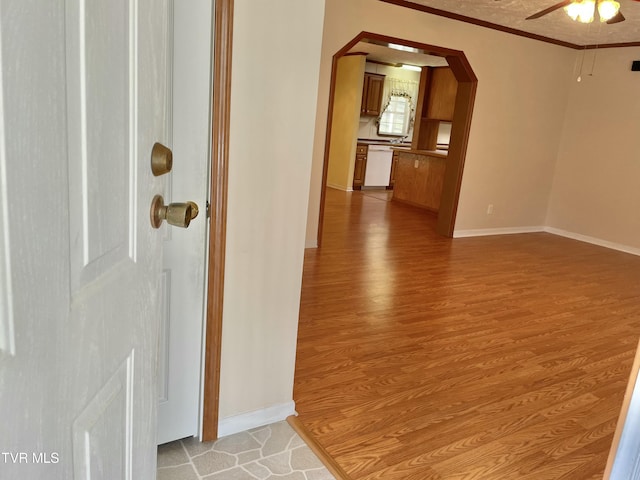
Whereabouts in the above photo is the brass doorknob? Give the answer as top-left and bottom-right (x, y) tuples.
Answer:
(150, 195), (199, 229)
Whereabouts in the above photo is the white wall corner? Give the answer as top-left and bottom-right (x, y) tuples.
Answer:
(453, 226), (545, 238)
(544, 227), (640, 257)
(217, 401), (297, 438)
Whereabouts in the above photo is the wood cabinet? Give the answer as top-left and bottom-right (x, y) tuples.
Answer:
(389, 150), (399, 189)
(426, 67), (458, 121)
(412, 67), (458, 151)
(392, 152), (445, 212)
(361, 73), (385, 116)
(353, 144), (368, 190)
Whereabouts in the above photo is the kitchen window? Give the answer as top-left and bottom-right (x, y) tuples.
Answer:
(378, 94), (411, 137)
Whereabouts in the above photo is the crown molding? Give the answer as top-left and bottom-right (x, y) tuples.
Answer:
(380, 0), (640, 50)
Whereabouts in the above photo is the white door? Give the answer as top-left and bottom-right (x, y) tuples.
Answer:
(157, 0), (212, 445)
(0, 0), (170, 478)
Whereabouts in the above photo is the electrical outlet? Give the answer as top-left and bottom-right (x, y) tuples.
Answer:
(487, 204), (494, 215)
(414, 160), (419, 168)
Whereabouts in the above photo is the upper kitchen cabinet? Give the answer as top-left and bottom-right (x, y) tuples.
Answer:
(426, 67), (458, 122)
(361, 72), (385, 116)
(412, 66), (458, 151)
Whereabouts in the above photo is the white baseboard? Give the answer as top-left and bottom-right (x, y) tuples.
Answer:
(453, 226), (545, 238)
(326, 183), (352, 192)
(543, 227), (640, 257)
(305, 241), (318, 249)
(217, 401), (297, 438)
(453, 225), (640, 257)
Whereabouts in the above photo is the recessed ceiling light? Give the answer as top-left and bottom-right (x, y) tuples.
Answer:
(388, 43), (420, 53)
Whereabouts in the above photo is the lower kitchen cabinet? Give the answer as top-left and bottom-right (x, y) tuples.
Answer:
(388, 151), (399, 189)
(392, 152), (445, 212)
(353, 144), (367, 190)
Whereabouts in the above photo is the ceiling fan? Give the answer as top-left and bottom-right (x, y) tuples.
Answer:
(526, 0), (639, 24)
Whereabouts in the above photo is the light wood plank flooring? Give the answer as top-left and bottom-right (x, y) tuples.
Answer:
(294, 188), (640, 480)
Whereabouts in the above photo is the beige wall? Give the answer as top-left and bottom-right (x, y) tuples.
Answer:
(546, 47), (640, 249)
(219, 0), (640, 430)
(219, 0), (325, 421)
(305, 0), (576, 247)
(326, 55), (365, 190)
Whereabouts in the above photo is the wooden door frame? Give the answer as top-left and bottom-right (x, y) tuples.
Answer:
(317, 32), (477, 244)
(201, 0), (233, 442)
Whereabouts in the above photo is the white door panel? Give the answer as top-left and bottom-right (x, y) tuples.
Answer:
(157, 0), (212, 445)
(0, 0), (168, 478)
(0, 37), (13, 358)
(66, 0), (134, 290)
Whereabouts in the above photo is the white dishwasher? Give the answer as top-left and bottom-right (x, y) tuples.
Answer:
(364, 144), (393, 188)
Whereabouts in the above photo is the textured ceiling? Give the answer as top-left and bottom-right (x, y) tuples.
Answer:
(388, 0), (640, 47)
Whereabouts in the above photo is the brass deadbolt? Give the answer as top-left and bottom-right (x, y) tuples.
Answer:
(151, 142), (173, 176)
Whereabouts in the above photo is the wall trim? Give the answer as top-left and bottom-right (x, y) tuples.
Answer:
(202, 0), (234, 442)
(453, 226), (544, 238)
(217, 401), (297, 438)
(453, 225), (640, 257)
(327, 183), (353, 192)
(543, 227), (640, 257)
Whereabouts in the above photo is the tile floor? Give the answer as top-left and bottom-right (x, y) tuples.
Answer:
(157, 421), (336, 480)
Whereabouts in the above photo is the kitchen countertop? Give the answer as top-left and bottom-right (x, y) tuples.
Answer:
(391, 147), (448, 159)
(357, 139), (412, 147)
(356, 139), (449, 158)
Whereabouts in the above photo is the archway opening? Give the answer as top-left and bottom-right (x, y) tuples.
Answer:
(317, 32), (478, 244)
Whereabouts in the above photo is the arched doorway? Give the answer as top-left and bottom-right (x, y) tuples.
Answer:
(317, 32), (478, 244)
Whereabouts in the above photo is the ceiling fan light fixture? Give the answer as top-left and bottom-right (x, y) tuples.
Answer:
(597, 0), (620, 21)
(565, 0), (596, 23)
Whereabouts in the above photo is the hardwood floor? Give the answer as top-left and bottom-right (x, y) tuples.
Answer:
(294, 188), (640, 480)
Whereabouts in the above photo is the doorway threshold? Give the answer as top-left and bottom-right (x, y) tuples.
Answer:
(157, 417), (349, 479)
